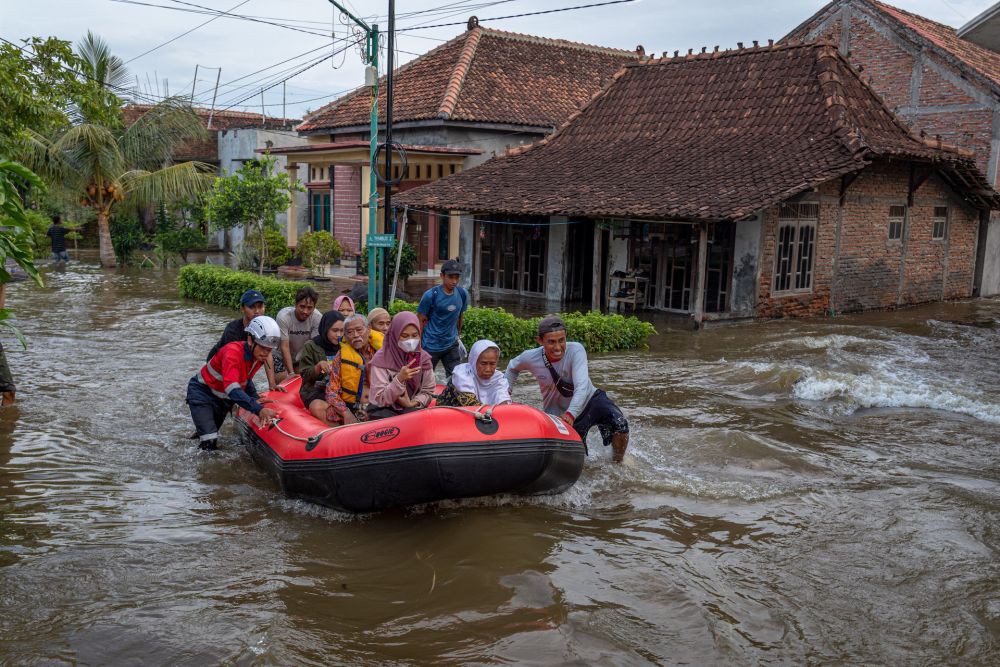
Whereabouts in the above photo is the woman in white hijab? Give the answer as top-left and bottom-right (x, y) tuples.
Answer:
(437, 339), (511, 406)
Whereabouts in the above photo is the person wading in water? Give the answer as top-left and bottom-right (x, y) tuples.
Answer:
(505, 316), (629, 462)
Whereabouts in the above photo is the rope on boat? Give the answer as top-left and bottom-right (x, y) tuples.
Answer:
(262, 404), (499, 451)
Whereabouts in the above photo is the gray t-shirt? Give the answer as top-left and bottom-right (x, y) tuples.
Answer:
(276, 306), (321, 361)
(504, 342), (597, 418)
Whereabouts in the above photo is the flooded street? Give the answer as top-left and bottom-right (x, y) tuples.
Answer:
(1, 263), (999, 664)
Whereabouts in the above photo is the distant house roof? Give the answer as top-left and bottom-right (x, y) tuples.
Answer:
(262, 140), (480, 156)
(123, 104), (300, 163)
(787, 0), (1000, 91)
(396, 42), (999, 220)
(958, 1), (1000, 52)
(297, 25), (640, 133)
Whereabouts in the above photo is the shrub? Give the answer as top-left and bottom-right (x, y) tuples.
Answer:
(245, 227), (291, 268)
(359, 240), (417, 282)
(298, 230), (342, 268)
(110, 215), (149, 266)
(178, 263), (309, 315)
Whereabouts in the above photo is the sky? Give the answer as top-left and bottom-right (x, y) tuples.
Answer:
(0, 0), (991, 121)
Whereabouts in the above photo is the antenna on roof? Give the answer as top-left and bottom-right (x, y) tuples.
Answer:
(468, 16), (479, 30)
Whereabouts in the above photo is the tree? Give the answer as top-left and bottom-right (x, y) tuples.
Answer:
(204, 155), (303, 275)
(0, 160), (44, 346)
(22, 97), (215, 267)
(0, 37), (85, 155)
(74, 31), (130, 127)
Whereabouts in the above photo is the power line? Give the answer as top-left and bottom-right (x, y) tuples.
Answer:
(214, 37), (364, 115)
(123, 0), (250, 64)
(397, 0), (638, 31)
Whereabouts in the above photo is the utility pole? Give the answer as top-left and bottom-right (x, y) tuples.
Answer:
(328, 0), (382, 308)
(382, 0), (396, 306)
(190, 64), (199, 101)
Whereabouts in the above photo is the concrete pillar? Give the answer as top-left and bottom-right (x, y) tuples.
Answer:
(693, 222), (709, 327)
(448, 212), (461, 260)
(286, 163), (299, 247)
(546, 216), (568, 301)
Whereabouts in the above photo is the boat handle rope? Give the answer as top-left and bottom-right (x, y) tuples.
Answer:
(258, 404), (499, 451)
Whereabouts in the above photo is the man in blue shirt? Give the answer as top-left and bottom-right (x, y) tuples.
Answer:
(417, 259), (469, 378)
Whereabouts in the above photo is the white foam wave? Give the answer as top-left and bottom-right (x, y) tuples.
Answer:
(792, 370), (1000, 424)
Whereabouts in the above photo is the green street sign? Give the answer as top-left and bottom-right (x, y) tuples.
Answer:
(367, 233), (396, 248)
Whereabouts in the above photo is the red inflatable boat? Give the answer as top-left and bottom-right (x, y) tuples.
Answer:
(234, 376), (585, 512)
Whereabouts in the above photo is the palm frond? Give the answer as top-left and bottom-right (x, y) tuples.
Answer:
(18, 130), (77, 186)
(52, 123), (125, 184)
(120, 98), (208, 169)
(78, 31), (131, 93)
(119, 161), (215, 208)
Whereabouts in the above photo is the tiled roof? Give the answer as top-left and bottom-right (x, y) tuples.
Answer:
(123, 104), (299, 163)
(396, 42), (998, 220)
(297, 27), (639, 132)
(866, 0), (1000, 89)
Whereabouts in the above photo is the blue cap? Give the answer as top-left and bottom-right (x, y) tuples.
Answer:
(240, 289), (266, 307)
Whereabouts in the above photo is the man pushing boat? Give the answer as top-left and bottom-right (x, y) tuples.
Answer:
(504, 316), (629, 463)
(186, 316), (280, 451)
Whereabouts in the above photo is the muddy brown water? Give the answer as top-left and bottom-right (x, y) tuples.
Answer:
(1, 264), (998, 665)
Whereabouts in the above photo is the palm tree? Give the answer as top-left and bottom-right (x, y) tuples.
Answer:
(75, 31), (131, 126)
(24, 98), (215, 267)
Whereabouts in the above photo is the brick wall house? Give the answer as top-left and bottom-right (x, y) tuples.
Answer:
(396, 42), (998, 322)
(783, 0), (1000, 295)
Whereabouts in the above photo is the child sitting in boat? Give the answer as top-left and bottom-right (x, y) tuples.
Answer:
(437, 339), (511, 407)
(368, 312), (436, 420)
(296, 311), (346, 423)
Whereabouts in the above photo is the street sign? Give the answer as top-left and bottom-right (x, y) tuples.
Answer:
(367, 233), (396, 248)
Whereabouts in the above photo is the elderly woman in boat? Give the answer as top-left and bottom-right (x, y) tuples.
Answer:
(368, 311), (436, 420)
(437, 339), (511, 407)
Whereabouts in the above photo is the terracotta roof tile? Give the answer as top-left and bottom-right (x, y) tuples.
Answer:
(396, 42), (998, 220)
(867, 0), (1000, 89)
(122, 104), (298, 163)
(297, 27), (638, 132)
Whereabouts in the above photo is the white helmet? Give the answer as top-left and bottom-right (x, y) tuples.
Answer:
(245, 315), (281, 349)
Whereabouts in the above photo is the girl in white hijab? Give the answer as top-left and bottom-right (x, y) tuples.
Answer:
(438, 339), (511, 406)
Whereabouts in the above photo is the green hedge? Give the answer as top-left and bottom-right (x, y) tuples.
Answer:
(179, 265), (656, 352)
(178, 264), (309, 315)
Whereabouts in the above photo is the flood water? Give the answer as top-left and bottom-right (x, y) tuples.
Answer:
(1, 263), (998, 665)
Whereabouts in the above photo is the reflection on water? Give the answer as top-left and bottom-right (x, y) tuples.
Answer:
(1, 264), (998, 664)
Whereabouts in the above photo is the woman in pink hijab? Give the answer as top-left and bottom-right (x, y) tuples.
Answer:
(367, 311), (435, 420)
(332, 295), (355, 317)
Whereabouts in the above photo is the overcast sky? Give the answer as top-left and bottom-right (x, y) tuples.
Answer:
(0, 0), (990, 121)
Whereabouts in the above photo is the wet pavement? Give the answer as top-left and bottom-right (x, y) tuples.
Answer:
(1, 262), (998, 664)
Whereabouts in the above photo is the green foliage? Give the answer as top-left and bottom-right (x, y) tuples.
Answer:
(22, 94), (214, 267)
(297, 230), (342, 268)
(246, 227), (291, 268)
(153, 202), (206, 264)
(457, 307), (656, 355)
(109, 215), (148, 266)
(0, 159), (45, 347)
(0, 37), (86, 154)
(0, 160), (43, 286)
(204, 155), (301, 275)
(24, 210), (52, 257)
(359, 239), (418, 282)
(178, 264), (309, 316)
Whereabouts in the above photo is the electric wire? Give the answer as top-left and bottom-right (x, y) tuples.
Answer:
(123, 0), (250, 64)
(397, 0), (638, 31)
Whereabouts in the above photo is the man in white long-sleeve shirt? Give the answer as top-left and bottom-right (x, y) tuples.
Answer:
(504, 316), (629, 462)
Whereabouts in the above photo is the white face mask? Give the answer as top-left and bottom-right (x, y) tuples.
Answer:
(399, 338), (419, 353)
